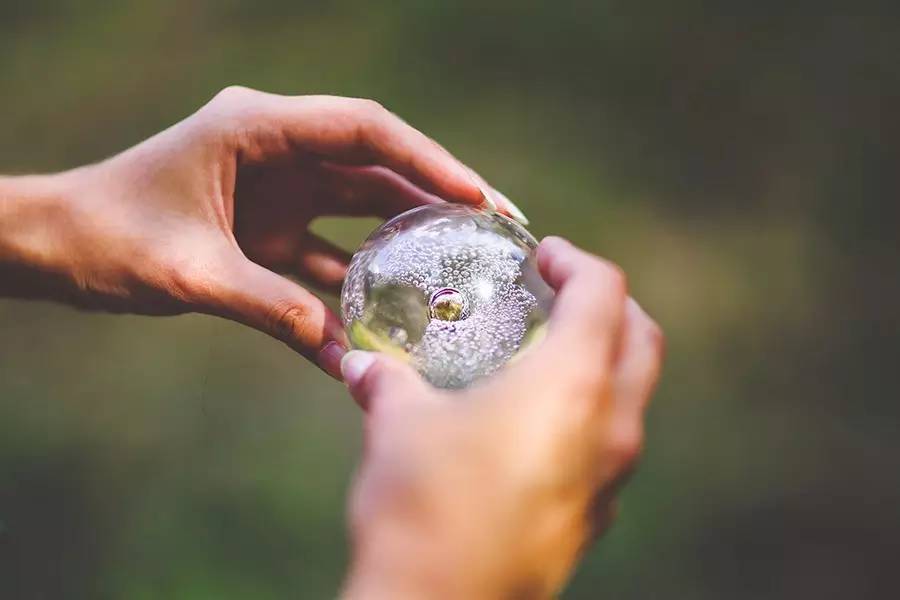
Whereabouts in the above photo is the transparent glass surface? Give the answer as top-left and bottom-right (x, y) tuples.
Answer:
(341, 204), (554, 389)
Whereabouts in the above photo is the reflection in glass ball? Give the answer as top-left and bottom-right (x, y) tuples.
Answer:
(340, 203), (554, 389)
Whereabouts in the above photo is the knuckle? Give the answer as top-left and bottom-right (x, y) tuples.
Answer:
(606, 424), (643, 470)
(648, 319), (666, 359)
(266, 301), (312, 348)
(600, 260), (628, 297)
(198, 86), (263, 138)
(338, 97), (392, 149)
(165, 260), (207, 305)
(355, 97), (388, 118)
(634, 308), (665, 354)
(574, 260), (628, 324)
(212, 85), (257, 109)
(146, 248), (210, 306)
(579, 256), (627, 299)
(337, 97), (387, 121)
(354, 98), (395, 139)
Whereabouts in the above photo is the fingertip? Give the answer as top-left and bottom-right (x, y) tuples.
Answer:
(537, 236), (575, 289)
(539, 235), (572, 254)
(538, 237), (575, 268)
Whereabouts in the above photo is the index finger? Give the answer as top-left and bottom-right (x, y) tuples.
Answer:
(205, 87), (489, 209)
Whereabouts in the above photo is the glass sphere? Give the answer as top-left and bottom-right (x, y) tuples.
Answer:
(341, 203), (554, 389)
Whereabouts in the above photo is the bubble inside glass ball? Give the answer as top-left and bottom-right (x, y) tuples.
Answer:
(429, 288), (468, 321)
(340, 203), (554, 389)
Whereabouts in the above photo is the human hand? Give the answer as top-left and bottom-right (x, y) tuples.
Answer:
(341, 237), (664, 599)
(0, 87), (525, 376)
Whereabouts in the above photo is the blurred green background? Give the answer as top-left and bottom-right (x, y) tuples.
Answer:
(2, 1), (898, 598)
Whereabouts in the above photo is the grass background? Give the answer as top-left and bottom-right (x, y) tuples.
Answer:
(1, 1), (898, 598)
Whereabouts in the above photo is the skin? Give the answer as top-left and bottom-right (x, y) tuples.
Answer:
(341, 237), (663, 599)
(0, 86), (523, 377)
(0, 88), (663, 598)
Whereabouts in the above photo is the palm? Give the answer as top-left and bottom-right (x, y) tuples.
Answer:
(233, 159), (439, 292)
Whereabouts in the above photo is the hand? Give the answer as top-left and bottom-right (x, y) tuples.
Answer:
(0, 86), (526, 376)
(341, 237), (664, 599)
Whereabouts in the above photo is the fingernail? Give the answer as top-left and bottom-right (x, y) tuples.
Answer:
(340, 350), (377, 387)
(493, 189), (530, 225)
(317, 341), (346, 380)
(461, 166), (497, 211)
(477, 182), (498, 211)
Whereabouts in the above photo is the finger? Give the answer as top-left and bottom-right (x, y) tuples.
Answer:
(293, 232), (351, 293)
(201, 254), (348, 377)
(315, 163), (445, 219)
(533, 236), (628, 370)
(588, 497), (619, 543)
(341, 350), (432, 414)
(612, 298), (665, 420)
(595, 300), (663, 488)
(207, 87), (488, 208)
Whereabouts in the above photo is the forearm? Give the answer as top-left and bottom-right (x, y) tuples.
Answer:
(342, 520), (549, 600)
(343, 530), (465, 600)
(0, 172), (80, 301)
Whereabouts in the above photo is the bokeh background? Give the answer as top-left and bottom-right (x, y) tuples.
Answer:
(2, 1), (899, 598)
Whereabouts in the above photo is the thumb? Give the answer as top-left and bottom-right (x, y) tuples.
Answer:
(341, 350), (430, 413)
(203, 256), (347, 376)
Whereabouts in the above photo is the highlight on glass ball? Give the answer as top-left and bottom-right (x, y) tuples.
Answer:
(340, 203), (554, 389)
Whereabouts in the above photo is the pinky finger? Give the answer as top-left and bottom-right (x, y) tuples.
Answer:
(597, 298), (663, 487)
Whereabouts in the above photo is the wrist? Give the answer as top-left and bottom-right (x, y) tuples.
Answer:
(0, 170), (85, 300)
(343, 519), (534, 600)
(344, 523), (452, 600)
(344, 530), (466, 600)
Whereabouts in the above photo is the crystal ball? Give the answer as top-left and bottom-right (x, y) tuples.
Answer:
(341, 203), (554, 389)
